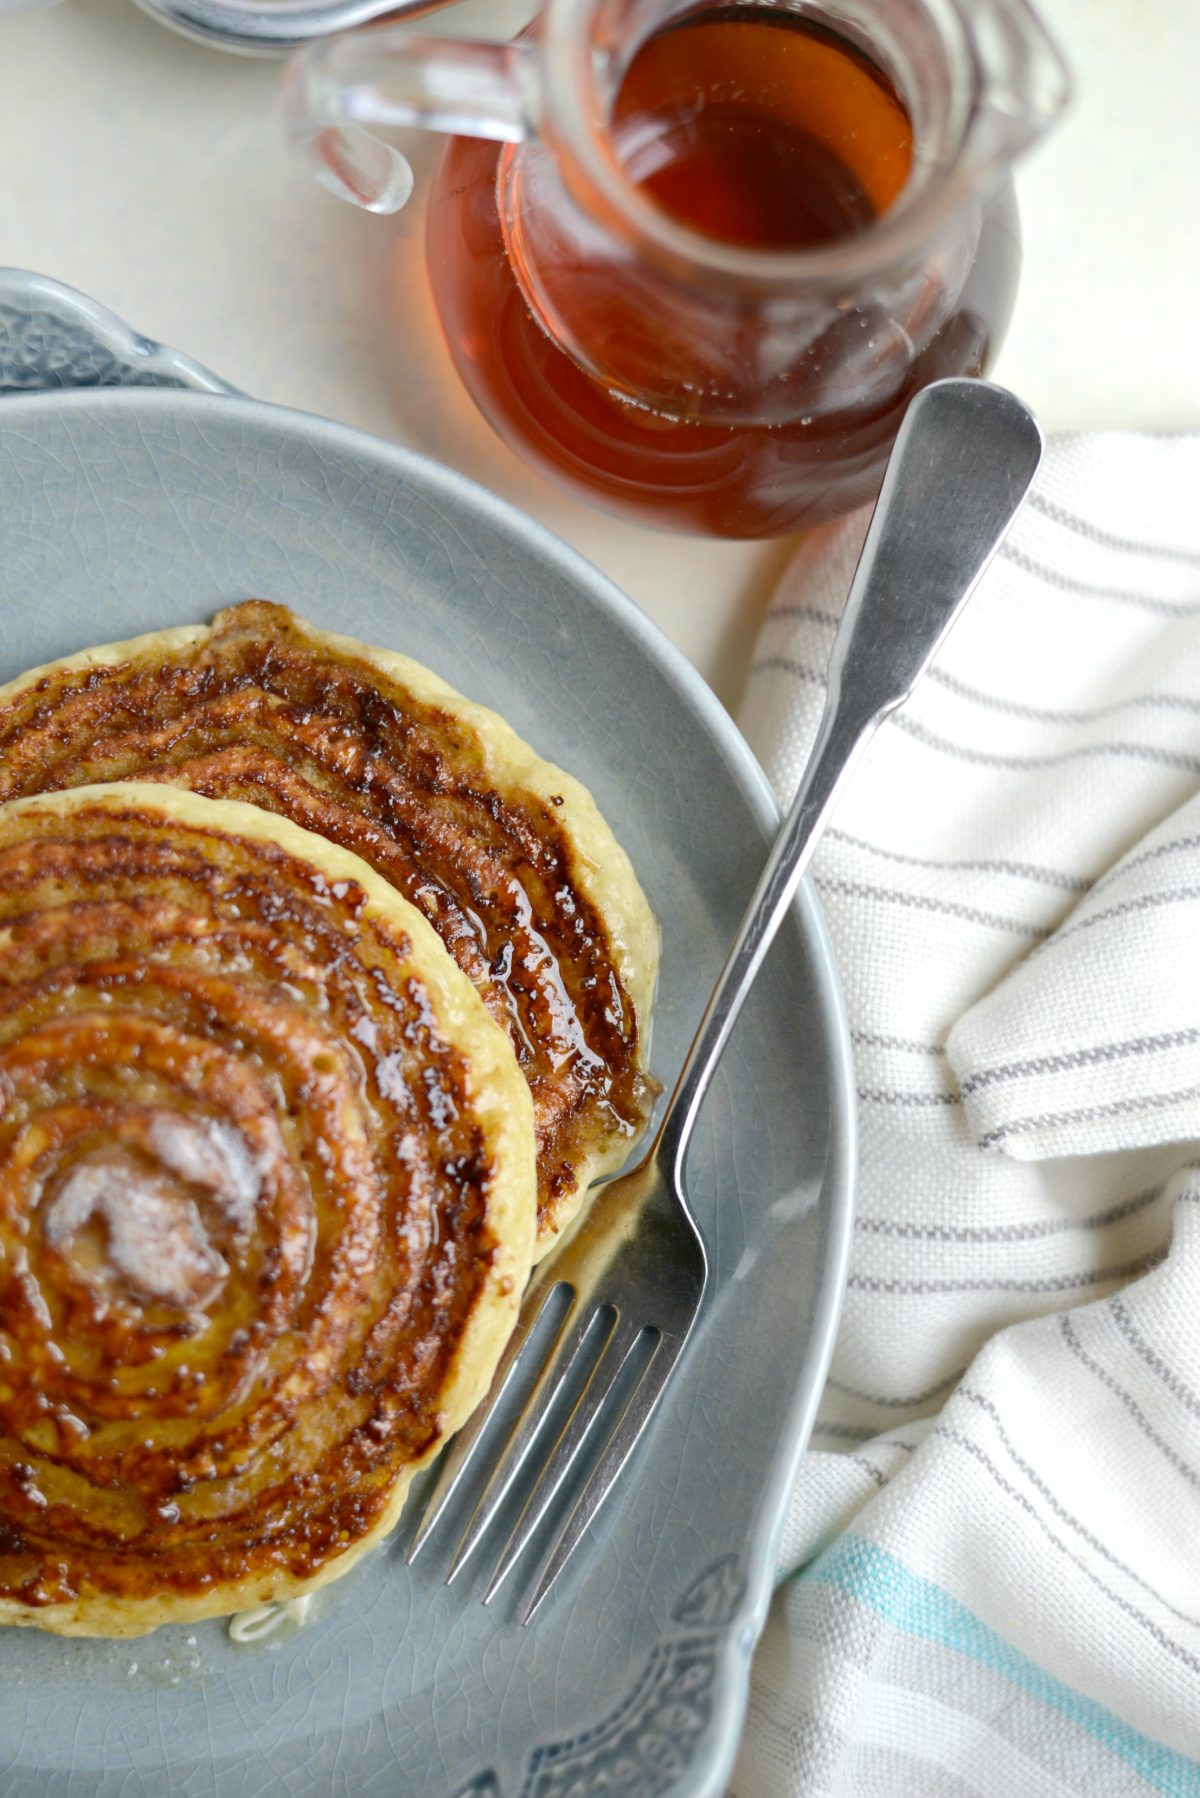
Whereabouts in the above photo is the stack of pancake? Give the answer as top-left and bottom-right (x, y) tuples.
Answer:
(0, 602), (658, 1638)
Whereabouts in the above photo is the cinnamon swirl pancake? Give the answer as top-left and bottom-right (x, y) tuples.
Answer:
(0, 783), (536, 1637)
(0, 602), (658, 1254)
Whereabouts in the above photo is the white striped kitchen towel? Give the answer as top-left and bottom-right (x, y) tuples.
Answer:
(730, 433), (1200, 1797)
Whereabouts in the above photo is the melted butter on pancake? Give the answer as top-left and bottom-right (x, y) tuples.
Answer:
(45, 1147), (234, 1311)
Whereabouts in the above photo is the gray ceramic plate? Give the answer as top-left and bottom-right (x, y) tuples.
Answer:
(0, 270), (855, 1798)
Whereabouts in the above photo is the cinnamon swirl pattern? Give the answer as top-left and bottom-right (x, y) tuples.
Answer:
(0, 603), (659, 1253)
(0, 784), (536, 1637)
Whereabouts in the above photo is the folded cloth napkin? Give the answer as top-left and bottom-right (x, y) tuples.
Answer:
(730, 433), (1200, 1798)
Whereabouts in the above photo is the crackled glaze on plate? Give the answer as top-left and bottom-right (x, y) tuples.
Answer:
(0, 269), (855, 1798)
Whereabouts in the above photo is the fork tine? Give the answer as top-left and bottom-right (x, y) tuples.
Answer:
(407, 1278), (572, 1564)
(520, 1324), (690, 1624)
(482, 1318), (659, 1606)
(445, 1298), (616, 1582)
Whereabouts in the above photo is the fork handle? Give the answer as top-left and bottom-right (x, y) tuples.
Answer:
(656, 378), (1043, 1186)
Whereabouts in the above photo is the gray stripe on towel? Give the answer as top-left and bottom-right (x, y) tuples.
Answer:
(1028, 885), (1200, 961)
(827, 1370), (965, 1410)
(1001, 542), (1200, 614)
(1059, 1313), (1200, 1494)
(812, 1418), (879, 1441)
(925, 660), (1200, 727)
(760, 638), (1200, 729)
(1088, 831), (1200, 903)
(894, 711), (1200, 776)
(1027, 490), (1200, 567)
(958, 1386), (1200, 1623)
(850, 1252), (1163, 1295)
(936, 1426), (1200, 1675)
(814, 875), (1047, 937)
(1109, 1289), (1200, 1421)
(978, 1086), (1200, 1151)
(856, 1183), (1165, 1243)
(825, 826), (1090, 893)
(752, 653), (1200, 773)
(852, 1030), (948, 1056)
(858, 1087), (962, 1108)
(960, 1027), (1200, 1097)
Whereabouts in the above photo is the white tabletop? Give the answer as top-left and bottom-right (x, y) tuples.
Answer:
(2, 0), (1198, 710)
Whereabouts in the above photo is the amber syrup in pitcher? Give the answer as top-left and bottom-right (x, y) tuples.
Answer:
(426, 6), (1020, 537)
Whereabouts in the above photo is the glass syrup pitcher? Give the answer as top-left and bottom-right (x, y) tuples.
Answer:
(284, 0), (1068, 538)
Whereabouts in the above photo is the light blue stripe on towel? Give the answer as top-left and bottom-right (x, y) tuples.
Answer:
(804, 1534), (1200, 1797)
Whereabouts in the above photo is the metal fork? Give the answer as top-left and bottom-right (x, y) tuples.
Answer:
(407, 377), (1043, 1621)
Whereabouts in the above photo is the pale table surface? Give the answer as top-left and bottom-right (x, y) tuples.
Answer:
(2, 0), (1198, 711)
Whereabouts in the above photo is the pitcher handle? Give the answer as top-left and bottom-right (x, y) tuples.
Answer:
(281, 27), (540, 214)
(965, 0), (1071, 179)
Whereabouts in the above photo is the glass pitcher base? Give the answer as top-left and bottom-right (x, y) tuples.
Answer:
(426, 136), (1021, 540)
